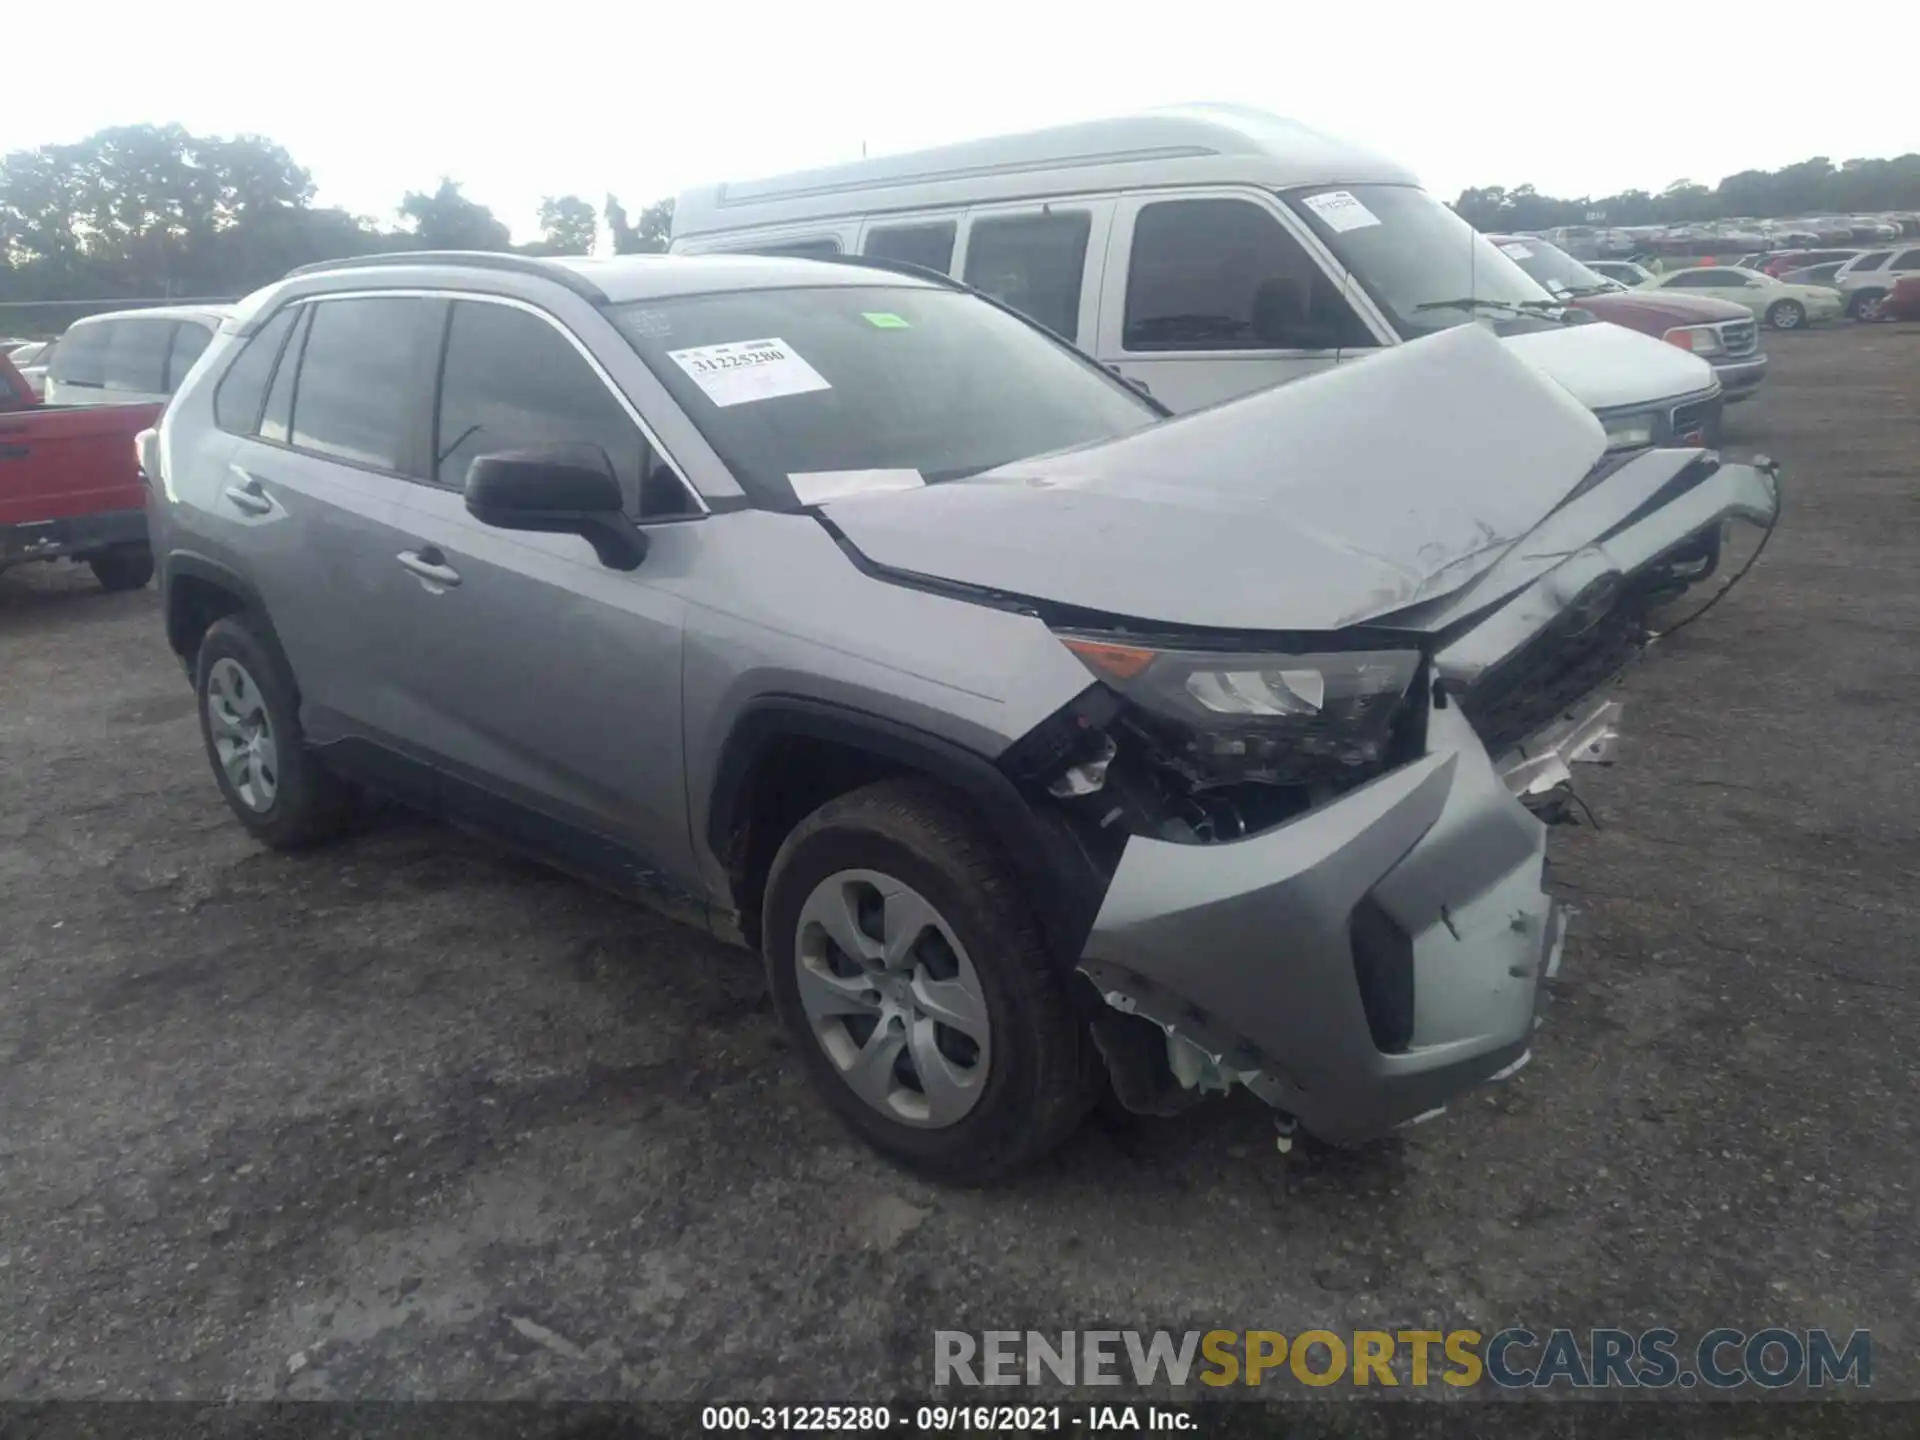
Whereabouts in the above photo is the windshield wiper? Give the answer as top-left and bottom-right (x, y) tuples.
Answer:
(1414, 296), (1567, 317)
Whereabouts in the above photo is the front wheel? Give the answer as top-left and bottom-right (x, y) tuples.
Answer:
(1848, 290), (1887, 321)
(194, 615), (357, 849)
(762, 779), (1096, 1183)
(1766, 300), (1805, 331)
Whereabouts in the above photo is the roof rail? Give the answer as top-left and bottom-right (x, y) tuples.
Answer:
(281, 250), (608, 303)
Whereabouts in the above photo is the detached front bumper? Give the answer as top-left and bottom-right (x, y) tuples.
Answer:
(1079, 704), (1562, 1144)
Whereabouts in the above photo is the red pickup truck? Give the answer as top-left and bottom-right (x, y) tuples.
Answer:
(0, 349), (158, 591)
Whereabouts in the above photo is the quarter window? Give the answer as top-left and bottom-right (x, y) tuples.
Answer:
(49, 324), (108, 387)
(1892, 250), (1920, 271)
(434, 301), (691, 516)
(1850, 252), (1890, 272)
(214, 307), (298, 435)
(288, 297), (443, 474)
(1124, 198), (1374, 351)
(864, 222), (957, 274)
(962, 211), (1091, 342)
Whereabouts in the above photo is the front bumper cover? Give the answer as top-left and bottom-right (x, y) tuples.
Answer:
(1079, 704), (1563, 1144)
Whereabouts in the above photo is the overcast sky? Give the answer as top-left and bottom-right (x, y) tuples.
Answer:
(9, 0), (1914, 241)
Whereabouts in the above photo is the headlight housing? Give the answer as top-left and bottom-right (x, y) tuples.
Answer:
(1662, 324), (1724, 356)
(1059, 636), (1422, 786)
(1599, 410), (1657, 451)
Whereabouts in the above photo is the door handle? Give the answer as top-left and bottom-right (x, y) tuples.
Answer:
(397, 547), (461, 588)
(223, 473), (273, 515)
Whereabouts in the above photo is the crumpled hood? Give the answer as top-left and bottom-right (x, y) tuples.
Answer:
(823, 324), (1609, 632)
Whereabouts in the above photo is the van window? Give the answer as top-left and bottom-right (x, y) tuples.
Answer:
(1124, 198), (1375, 351)
(742, 238), (841, 259)
(166, 323), (213, 392)
(865, 222), (956, 274)
(287, 296), (444, 474)
(963, 211), (1090, 342)
(49, 324), (109, 387)
(103, 319), (177, 393)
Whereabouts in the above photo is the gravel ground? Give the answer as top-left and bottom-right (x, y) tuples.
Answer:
(2, 325), (1916, 1406)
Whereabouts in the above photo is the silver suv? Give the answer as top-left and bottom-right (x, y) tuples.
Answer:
(145, 251), (1778, 1181)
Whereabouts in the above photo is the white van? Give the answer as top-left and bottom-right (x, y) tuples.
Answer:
(672, 106), (1720, 450)
(44, 305), (232, 408)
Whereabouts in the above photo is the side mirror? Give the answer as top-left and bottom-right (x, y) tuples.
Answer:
(464, 446), (647, 571)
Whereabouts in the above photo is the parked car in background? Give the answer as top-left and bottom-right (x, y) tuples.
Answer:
(145, 249), (1779, 1180)
(1833, 246), (1920, 320)
(1643, 266), (1845, 330)
(1777, 261), (1849, 288)
(672, 106), (1721, 454)
(8, 339), (56, 398)
(0, 348), (160, 590)
(1890, 275), (1920, 322)
(1586, 259), (1657, 287)
(43, 305), (229, 407)
(1486, 235), (1765, 405)
(1745, 249), (1861, 278)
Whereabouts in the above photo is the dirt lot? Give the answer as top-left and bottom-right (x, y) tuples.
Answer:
(2, 326), (1916, 1405)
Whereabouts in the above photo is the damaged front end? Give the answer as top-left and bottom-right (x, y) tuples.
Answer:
(1001, 451), (1779, 1142)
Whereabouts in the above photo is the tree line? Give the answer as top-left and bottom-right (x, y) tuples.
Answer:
(0, 124), (672, 312)
(5, 124), (1919, 313)
(1451, 153), (1920, 232)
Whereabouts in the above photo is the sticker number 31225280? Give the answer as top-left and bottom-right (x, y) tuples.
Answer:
(666, 337), (832, 408)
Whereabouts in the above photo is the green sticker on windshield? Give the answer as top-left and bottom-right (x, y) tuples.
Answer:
(862, 312), (912, 329)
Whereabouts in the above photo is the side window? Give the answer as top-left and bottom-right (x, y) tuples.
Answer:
(1124, 198), (1374, 352)
(742, 238), (841, 259)
(165, 323), (213, 392)
(214, 307), (299, 435)
(435, 300), (692, 517)
(288, 296), (443, 474)
(1668, 271), (1714, 288)
(1893, 250), (1920, 272)
(865, 222), (957, 274)
(261, 306), (312, 444)
(963, 211), (1091, 342)
(1850, 252), (1890, 272)
(102, 320), (176, 393)
(50, 323), (110, 388)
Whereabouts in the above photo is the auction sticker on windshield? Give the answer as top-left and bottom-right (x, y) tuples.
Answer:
(667, 338), (830, 408)
(1499, 242), (1534, 259)
(1301, 191), (1380, 233)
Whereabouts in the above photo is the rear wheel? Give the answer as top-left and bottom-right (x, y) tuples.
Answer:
(1849, 290), (1887, 321)
(762, 778), (1096, 1183)
(194, 615), (356, 849)
(88, 545), (154, 592)
(1765, 299), (1805, 331)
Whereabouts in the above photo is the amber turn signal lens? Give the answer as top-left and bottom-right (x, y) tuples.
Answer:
(1061, 637), (1156, 680)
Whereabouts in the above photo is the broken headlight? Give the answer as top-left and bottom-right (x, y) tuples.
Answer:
(1058, 636), (1421, 786)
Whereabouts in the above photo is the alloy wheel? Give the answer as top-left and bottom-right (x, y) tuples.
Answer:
(792, 868), (991, 1128)
(205, 657), (279, 812)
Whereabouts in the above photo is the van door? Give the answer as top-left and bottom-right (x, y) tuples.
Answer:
(1094, 189), (1386, 413)
(958, 200), (1112, 349)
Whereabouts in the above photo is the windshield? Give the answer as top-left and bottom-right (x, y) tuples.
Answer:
(1285, 184), (1565, 339)
(1489, 237), (1622, 298)
(613, 285), (1161, 510)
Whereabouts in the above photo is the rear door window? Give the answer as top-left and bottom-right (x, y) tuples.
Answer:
(962, 211), (1091, 342)
(864, 222), (957, 274)
(102, 319), (177, 394)
(286, 296), (444, 475)
(165, 323), (214, 392)
(1123, 197), (1373, 351)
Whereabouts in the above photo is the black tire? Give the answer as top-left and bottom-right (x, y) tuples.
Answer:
(1766, 300), (1805, 331)
(88, 545), (154, 591)
(1848, 290), (1886, 321)
(762, 778), (1097, 1183)
(194, 614), (356, 850)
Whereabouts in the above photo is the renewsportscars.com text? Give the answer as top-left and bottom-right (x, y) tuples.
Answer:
(934, 1328), (1871, 1390)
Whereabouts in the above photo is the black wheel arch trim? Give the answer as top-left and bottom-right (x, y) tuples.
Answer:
(707, 695), (1110, 964)
(161, 550), (276, 660)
